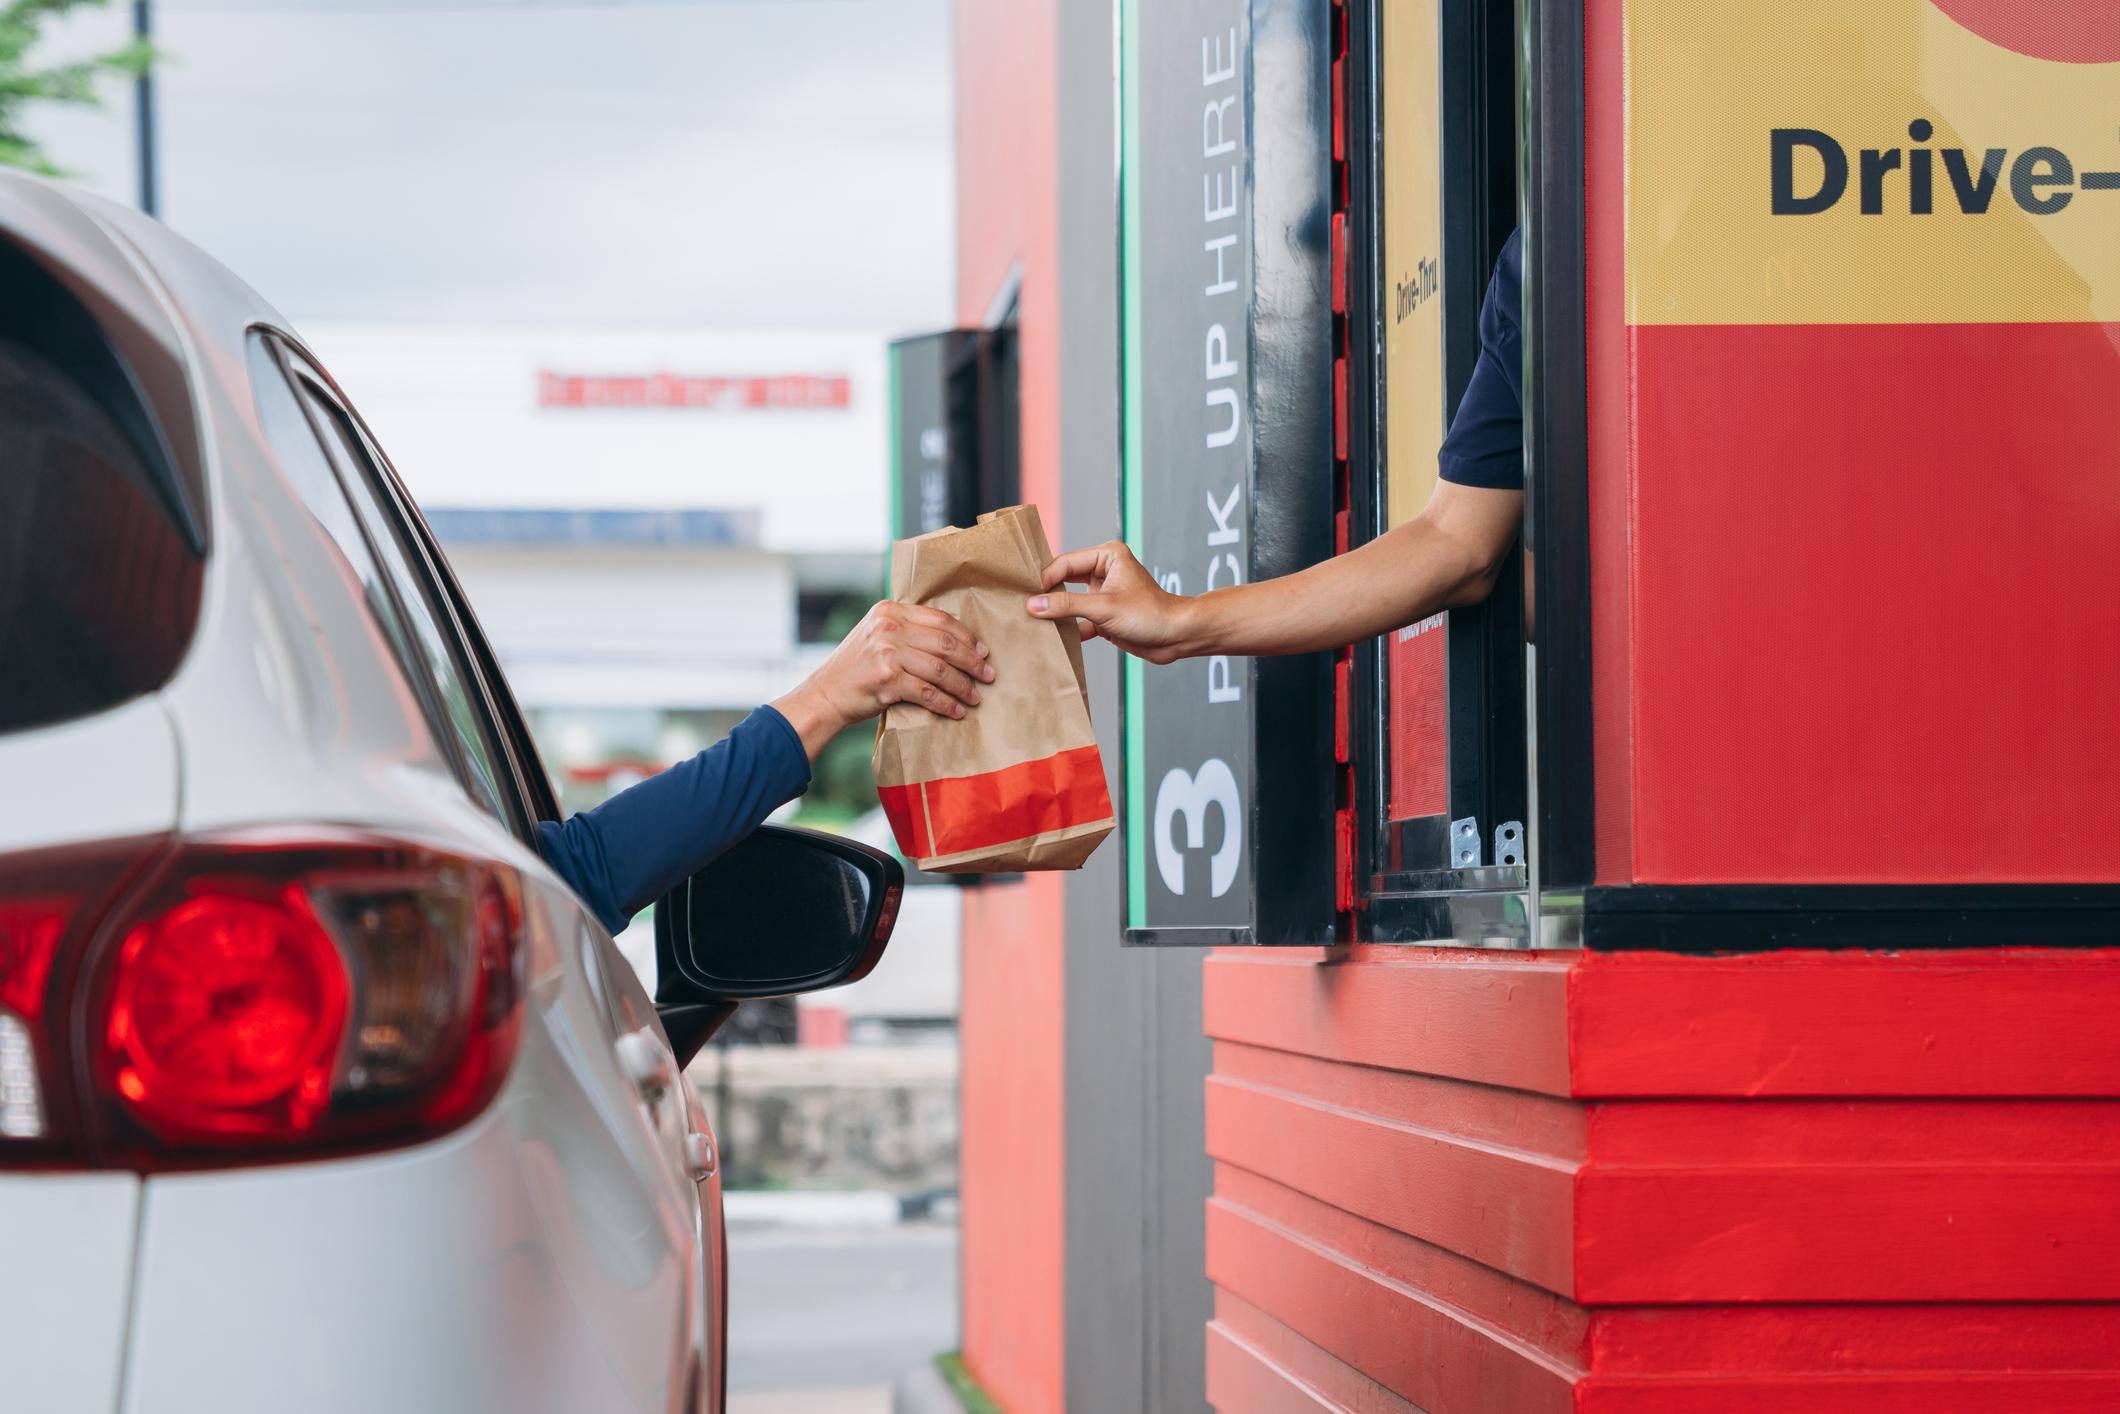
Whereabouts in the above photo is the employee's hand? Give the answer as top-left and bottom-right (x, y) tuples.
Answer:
(771, 601), (994, 758)
(1026, 541), (1194, 664)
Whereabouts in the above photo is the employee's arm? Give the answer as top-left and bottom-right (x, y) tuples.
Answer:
(1026, 479), (1522, 662)
(538, 601), (992, 933)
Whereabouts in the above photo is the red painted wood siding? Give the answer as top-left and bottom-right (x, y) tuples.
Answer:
(1202, 945), (2120, 1411)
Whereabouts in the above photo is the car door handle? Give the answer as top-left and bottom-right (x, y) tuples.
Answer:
(684, 1130), (717, 1180)
(614, 1028), (676, 1102)
(681, 1079), (718, 1182)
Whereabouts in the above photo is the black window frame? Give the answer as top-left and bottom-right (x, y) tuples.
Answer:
(1343, 0), (2120, 953)
(314, 359), (562, 830)
(1347, 0), (1528, 943)
(386, 467), (562, 829)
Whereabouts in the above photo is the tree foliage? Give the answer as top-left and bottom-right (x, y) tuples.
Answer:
(0, 0), (155, 176)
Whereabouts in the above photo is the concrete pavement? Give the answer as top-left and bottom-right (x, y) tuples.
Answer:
(726, 1220), (957, 1396)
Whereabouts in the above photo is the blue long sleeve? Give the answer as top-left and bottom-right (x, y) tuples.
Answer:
(536, 704), (812, 935)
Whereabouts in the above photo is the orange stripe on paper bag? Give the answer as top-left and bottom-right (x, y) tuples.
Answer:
(878, 745), (1114, 862)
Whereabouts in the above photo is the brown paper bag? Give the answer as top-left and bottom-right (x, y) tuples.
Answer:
(872, 504), (1115, 872)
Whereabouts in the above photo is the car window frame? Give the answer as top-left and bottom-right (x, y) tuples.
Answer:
(391, 496), (563, 827)
(261, 331), (542, 846)
(248, 331), (486, 811)
(282, 338), (559, 828)
(352, 421), (562, 828)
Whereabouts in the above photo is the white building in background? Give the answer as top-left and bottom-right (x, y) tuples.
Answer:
(305, 323), (957, 1026)
(310, 324), (887, 740)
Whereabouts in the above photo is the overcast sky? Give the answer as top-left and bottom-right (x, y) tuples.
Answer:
(26, 0), (955, 329)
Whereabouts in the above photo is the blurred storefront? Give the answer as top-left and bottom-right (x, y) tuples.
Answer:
(949, 1), (2120, 1412)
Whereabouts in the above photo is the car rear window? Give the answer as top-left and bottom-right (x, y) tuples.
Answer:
(0, 249), (204, 734)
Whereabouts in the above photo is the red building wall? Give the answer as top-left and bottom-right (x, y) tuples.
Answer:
(1203, 945), (2120, 1410)
(957, 880), (1065, 1412)
(953, 1), (1067, 1409)
(1199, 10), (2120, 1402)
(954, 0), (2120, 1408)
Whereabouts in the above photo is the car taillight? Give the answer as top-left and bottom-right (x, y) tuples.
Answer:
(105, 889), (349, 1138)
(0, 843), (150, 1153)
(0, 900), (66, 1139)
(0, 831), (523, 1170)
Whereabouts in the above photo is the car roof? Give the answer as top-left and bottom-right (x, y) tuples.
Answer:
(0, 170), (291, 352)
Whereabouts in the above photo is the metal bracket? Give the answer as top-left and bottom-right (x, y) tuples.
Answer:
(1451, 817), (1482, 868)
(1493, 821), (1525, 869)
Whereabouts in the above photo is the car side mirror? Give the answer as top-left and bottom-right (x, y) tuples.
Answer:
(652, 825), (903, 1065)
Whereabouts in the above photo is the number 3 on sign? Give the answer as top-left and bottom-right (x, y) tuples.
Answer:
(1153, 760), (1241, 898)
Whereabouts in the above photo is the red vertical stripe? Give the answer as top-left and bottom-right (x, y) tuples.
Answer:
(1330, 57), (1344, 163)
(1332, 357), (1348, 462)
(1331, 212), (1347, 316)
(1333, 657), (1351, 764)
(1333, 809), (1355, 912)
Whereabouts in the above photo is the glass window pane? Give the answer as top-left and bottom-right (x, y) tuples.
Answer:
(245, 336), (442, 744)
(1379, 0), (1452, 836)
(2, 337), (202, 733)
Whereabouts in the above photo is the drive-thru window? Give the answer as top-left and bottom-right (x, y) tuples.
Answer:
(1113, 0), (2120, 949)
(945, 1), (2120, 1408)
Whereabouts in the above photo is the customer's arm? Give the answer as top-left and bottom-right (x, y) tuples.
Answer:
(538, 601), (992, 933)
(535, 706), (811, 935)
(1025, 479), (1522, 662)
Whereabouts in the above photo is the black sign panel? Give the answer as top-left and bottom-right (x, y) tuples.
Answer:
(890, 331), (976, 542)
(890, 329), (1022, 544)
(1119, 0), (1335, 944)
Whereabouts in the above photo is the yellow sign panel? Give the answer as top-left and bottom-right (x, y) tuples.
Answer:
(1625, 0), (2120, 326)
(1382, 0), (1445, 526)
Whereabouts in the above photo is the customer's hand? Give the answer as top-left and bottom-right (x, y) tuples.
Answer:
(771, 601), (994, 758)
(1026, 541), (1195, 664)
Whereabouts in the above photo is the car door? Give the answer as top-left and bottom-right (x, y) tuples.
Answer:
(264, 334), (715, 1410)
(386, 468), (728, 1414)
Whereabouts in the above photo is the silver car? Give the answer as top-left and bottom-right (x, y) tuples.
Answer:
(0, 171), (902, 1414)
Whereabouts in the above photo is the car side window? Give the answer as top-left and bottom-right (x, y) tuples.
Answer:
(245, 334), (463, 772)
(305, 389), (516, 828)
(255, 338), (518, 832)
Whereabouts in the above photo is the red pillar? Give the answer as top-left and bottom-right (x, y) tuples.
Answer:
(953, 0), (1067, 1408)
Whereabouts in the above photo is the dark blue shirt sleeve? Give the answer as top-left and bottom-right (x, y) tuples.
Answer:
(535, 704), (811, 935)
(1436, 226), (1524, 491)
